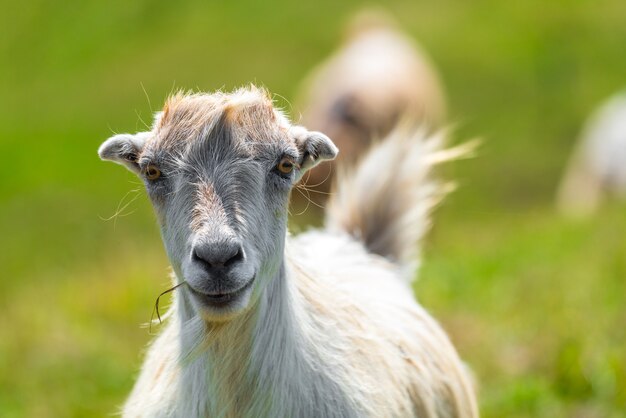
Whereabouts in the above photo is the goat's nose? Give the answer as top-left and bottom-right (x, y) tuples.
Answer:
(192, 240), (244, 272)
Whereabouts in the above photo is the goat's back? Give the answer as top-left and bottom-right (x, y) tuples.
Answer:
(288, 231), (478, 417)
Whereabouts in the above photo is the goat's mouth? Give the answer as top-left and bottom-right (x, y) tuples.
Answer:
(187, 276), (255, 309)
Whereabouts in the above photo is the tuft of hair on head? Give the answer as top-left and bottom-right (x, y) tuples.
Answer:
(325, 122), (477, 276)
(143, 85), (288, 153)
(222, 85), (279, 130)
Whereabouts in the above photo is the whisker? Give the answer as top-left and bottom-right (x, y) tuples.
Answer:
(296, 184), (334, 196)
(99, 189), (141, 230)
(297, 186), (326, 210)
(134, 109), (150, 131)
(140, 81), (153, 113)
(292, 186), (311, 216)
(300, 164), (334, 188)
(293, 182), (328, 213)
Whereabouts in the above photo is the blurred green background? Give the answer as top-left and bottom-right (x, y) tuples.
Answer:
(1, 0), (625, 416)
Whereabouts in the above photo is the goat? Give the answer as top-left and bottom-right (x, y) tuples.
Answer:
(296, 9), (447, 197)
(557, 91), (626, 217)
(98, 86), (477, 417)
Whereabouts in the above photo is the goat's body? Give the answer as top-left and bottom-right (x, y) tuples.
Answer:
(123, 125), (477, 417)
(557, 91), (626, 217)
(295, 10), (446, 198)
(125, 232), (476, 417)
(99, 87), (477, 417)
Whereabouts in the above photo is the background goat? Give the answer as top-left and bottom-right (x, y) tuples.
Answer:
(295, 9), (446, 198)
(557, 91), (626, 217)
(99, 86), (477, 417)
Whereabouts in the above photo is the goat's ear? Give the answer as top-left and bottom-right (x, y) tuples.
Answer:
(292, 127), (338, 174)
(98, 133), (148, 174)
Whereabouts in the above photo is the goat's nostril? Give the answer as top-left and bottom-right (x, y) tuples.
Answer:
(224, 247), (244, 268)
(192, 249), (212, 268)
(192, 244), (244, 271)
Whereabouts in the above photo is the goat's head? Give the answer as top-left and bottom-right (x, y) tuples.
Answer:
(98, 87), (337, 321)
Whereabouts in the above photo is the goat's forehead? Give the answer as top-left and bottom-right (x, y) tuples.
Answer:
(146, 89), (293, 154)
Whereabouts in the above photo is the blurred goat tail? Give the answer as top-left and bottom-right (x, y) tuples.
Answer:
(325, 122), (476, 276)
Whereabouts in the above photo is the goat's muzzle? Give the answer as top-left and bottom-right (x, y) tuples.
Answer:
(183, 236), (257, 318)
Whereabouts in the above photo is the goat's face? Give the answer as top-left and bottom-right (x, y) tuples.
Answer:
(99, 88), (337, 321)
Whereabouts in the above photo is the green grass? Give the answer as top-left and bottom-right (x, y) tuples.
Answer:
(1, 0), (625, 416)
(419, 204), (626, 417)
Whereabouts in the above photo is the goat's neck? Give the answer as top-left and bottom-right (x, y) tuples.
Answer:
(174, 258), (332, 416)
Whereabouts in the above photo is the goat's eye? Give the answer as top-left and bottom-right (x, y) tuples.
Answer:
(145, 165), (161, 180)
(276, 158), (295, 175)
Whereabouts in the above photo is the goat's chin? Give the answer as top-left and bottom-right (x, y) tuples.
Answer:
(187, 278), (255, 322)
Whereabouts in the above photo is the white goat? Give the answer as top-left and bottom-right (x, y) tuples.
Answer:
(557, 91), (626, 217)
(296, 9), (447, 195)
(98, 86), (478, 417)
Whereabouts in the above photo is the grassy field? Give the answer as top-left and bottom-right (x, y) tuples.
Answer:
(1, 0), (625, 416)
